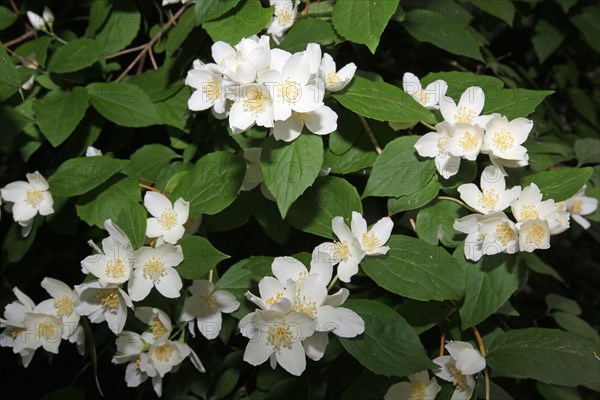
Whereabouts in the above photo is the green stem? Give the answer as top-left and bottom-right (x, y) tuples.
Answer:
(327, 274), (339, 291)
(437, 196), (477, 213)
(420, 120), (436, 131)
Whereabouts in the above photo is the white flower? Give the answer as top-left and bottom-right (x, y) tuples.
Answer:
(186, 68), (227, 116)
(414, 121), (462, 179)
(385, 370), (441, 400)
(446, 123), (484, 161)
(16, 312), (63, 354)
(316, 216), (365, 283)
(482, 114), (532, 172)
(319, 53), (356, 92)
(42, 7), (54, 27)
(458, 165), (521, 214)
(240, 307), (315, 376)
(350, 211), (393, 255)
(212, 36), (270, 84)
(403, 72), (448, 110)
(85, 146), (103, 157)
(560, 186), (598, 229)
(75, 281), (133, 334)
(112, 331), (149, 389)
(179, 280), (240, 340)
(1, 171), (54, 224)
(0, 288), (37, 367)
(272, 104), (337, 142)
(271, 252), (334, 286)
(135, 307), (173, 344)
(439, 86), (490, 128)
(81, 220), (135, 286)
(518, 219), (551, 253)
(128, 244), (184, 301)
(267, 0), (299, 44)
(26, 11), (46, 31)
(510, 183), (569, 235)
(229, 82), (275, 133)
(144, 191), (190, 245)
(454, 212), (518, 261)
(433, 341), (486, 400)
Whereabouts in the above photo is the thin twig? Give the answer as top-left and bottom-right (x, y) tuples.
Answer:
(136, 51), (147, 74)
(139, 184), (170, 198)
(8, 0), (19, 14)
(115, 4), (189, 82)
(3, 30), (37, 48)
(358, 115), (382, 155)
(439, 322), (446, 357)
(148, 47), (158, 70)
(105, 44), (146, 60)
(409, 218), (416, 232)
(303, 0), (311, 15)
(473, 326), (490, 400)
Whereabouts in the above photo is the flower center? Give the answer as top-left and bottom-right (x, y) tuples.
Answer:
(266, 292), (284, 305)
(135, 358), (141, 370)
(53, 295), (74, 317)
(361, 232), (379, 252)
(96, 289), (120, 310)
(459, 131), (479, 151)
(493, 128), (514, 152)
(243, 86), (267, 116)
(203, 80), (221, 102)
(292, 295), (317, 317)
(278, 78), (301, 104)
(276, 8), (294, 25)
(143, 258), (166, 282)
(479, 188), (499, 210)
(158, 210), (178, 230)
(326, 72), (343, 88)
(333, 240), (350, 261)
(437, 135), (449, 153)
(37, 321), (57, 340)
(408, 381), (427, 399)
(524, 224), (545, 245)
(199, 294), (218, 314)
(454, 106), (476, 124)
(494, 222), (516, 245)
(105, 258), (126, 278)
(153, 343), (174, 362)
(267, 322), (293, 351)
(571, 199), (583, 214)
(291, 111), (312, 125)
(25, 188), (43, 207)
(519, 203), (539, 220)
(11, 327), (26, 337)
(150, 317), (168, 340)
(450, 365), (469, 391)
(416, 90), (430, 105)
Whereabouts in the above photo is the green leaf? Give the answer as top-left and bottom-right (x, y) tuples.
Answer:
(333, 75), (436, 124)
(571, 6), (600, 53)
(172, 151), (246, 216)
(554, 0), (577, 13)
(49, 156), (129, 196)
(332, 0), (399, 53)
(574, 138), (600, 165)
(520, 252), (564, 283)
(397, 299), (453, 335)
(287, 176), (363, 239)
(195, 0), (241, 24)
(545, 294), (581, 315)
(115, 201), (147, 249)
(339, 299), (434, 377)
(421, 71), (505, 100)
(0, 44), (20, 102)
(130, 144), (179, 181)
(388, 177), (441, 215)
(260, 135), (324, 218)
(32, 87), (89, 147)
(47, 38), (102, 73)
(155, 86), (193, 131)
(403, 9), (483, 61)
(279, 18), (342, 53)
(483, 89), (554, 119)
(363, 136), (436, 198)
(76, 176), (141, 228)
(2, 219), (38, 263)
(551, 312), (599, 339)
(416, 200), (463, 247)
(520, 167), (594, 202)
(362, 235), (465, 301)
(249, 191), (290, 245)
(532, 20), (566, 63)
(471, 0), (515, 26)
(86, 0), (113, 36)
(202, 0), (272, 45)
(166, 7), (196, 56)
(94, 0), (141, 55)
(176, 235), (230, 280)
(14, 36), (52, 68)
(87, 82), (161, 127)
(0, 6), (17, 30)
(487, 328), (600, 387)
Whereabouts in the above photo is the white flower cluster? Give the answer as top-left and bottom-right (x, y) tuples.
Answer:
(26, 7), (54, 32)
(385, 341), (486, 400)
(239, 252), (364, 376)
(267, 0), (300, 44)
(454, 165), (571, 261)
(185, 35), (356, 142)
(410, 78), (532, 179)
(1, 171), (54, 237)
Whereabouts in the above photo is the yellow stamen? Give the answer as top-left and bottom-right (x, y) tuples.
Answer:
(459, 131), (479, 151)
(408, 380), (427, 399)
(291, 111), (312, 125)
(267, 322), (293, 351)
(361, 231), (380, 252)
(25, 188), (43, 207)
(158, 210), (178, 229)
(199, 294), (218, 314)
(143, 258), (166, 282)
(266, 292), (284, 306)
(479, 188), (499, 210)
(333, 240), (350, 261)
(53, 295), (74, 317)
(454, 106), (476, 124)
(572, 199), (583, 214)
(525, 224), (545, 245)
(96, 289), (120, 310)
(519, 203), (539, 220)
(326, 72), (343, 88)
(243, 86), (267, 116)
(105, 258), (126, 278)
(450, 365), (469, 391)
(493, 223), (515, 245)
(292, 295), (317, 318)
(203, 80), (221, 102)
(37, 321), (57, 339)
(492, 128), (514, 152)
(151, 317), (168, 340)
(153, 343), (174, 362)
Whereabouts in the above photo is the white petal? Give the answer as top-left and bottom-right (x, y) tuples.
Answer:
(350, 211), (368, 238)
(332, 216), (353, 242)
(333, 307), (365, 338)
(456, 347), (486, 375)
(1, 181), (28, 202)
(275, 341), (306, 376)
(12, 201), (37, 222)
(402, 72), (422, 94)
(215, 290), (240, 313)
(272, 256), (307, 284)
(144, 192), (172, 217)
(272, 117), (304, 142)
(41, 277), (72, 299)
(155, 268), (183, 298)
(414, 132), (443, 158)
(305, 106), (337, 135)
(197, 311), (222, 340)
(127, 269), (153, 301)
(303, 331), (328, 361)
(337, 257), (359, 283)
(244, 337), (272, 366)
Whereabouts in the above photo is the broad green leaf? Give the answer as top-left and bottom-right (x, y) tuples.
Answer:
(166, 7), (196, 56)
(332, 0), (400, 53)
(520, 252), (564, 283)
(155, 86), (193, 131)
(403, 9), (483, 61)
(126, 64), (182, 102)
(0, 44), (20, 101)
(416, 200), (463, 247)
(0, 6), (17, 30)
(172, 151), (246, 216)
(362, 235), (465, 301)
(537, 383), (580, 400)
(363, 136), (436, 198)
(421, 71), (505, 100)
(339, 300), (434, 377)
(574, 138), (600, 165)
(520, 167), (594, 202)
(2, 219), (38, 263)
(86, 0), (113, 36)
(287, 176), (363, 239)
(76, 176), (141, 228)
(14, 36), (52, 68)
(333, 75), (436, 124)
(94, 0), (141, 55)
(483, 89), (554, 119)
(397, 300), (453, 335)
(551, 312), (599, 339)
(202, 0), (272, 45)
(130, 144), (179, 181)
(176, 235), (230, 280)
(47, 38), (102, 73)
(87, 82), (162, 127)
(260, 135), (324, 218)
(249, 191), (290, 245)
(472, 0), (515, 26)
(115, 201), (147, 249)
(388, 177), (441, 215)
(455, 248), (521, 329)
(203, 191), (253, 232)
(32, 87), (89, 147)
(49, 156), (129, 196)
(487, 328), (600, 387)
(532, 20), (566, 63)
(214, 256), (273, 292)
(571, 6), (600, 53)
(279, 18), (342, 53)
(545, 294), (581, 315)
(195, 0), (240, 24)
